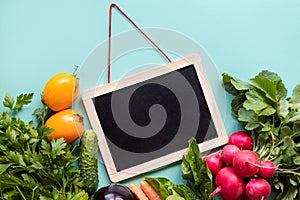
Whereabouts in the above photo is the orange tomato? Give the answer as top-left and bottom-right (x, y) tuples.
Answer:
(45, 109), (85, 143)
(42, 72), (80, 112)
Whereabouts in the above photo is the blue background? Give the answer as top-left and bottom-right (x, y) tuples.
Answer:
(1, 0), (300, 194)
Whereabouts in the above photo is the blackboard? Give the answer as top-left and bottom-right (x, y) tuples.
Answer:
(82, 54), (228, 182)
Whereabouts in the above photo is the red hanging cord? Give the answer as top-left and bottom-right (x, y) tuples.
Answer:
(108, 3), (172, 83)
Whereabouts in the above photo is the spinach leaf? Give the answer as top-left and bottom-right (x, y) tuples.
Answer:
(145, 177), (174, 199)
(145, 138), (212, 200)
(181, 138), (212, 200)
(145, 177), (199, 200)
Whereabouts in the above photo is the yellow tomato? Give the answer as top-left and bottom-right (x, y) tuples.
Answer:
(42, 72), (80, 112)
(45, 109), (85, 143)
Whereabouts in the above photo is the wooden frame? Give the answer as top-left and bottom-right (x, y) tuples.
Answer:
(82, 54), (228, 182)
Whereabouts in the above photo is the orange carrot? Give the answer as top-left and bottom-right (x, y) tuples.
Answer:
(140, 181), (163, 200)
(129, 183), (149, 200)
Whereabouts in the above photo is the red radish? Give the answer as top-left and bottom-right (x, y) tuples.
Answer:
(258, 160), (276, 178)
(221, 144), (240, 164)
(240, 192), (251, 200)
(209, 167), (245, 200)
(232, 150), (260, 177)
(245, 179), (271, 200)
(228, 131), (253, 150)
(203, 153), (223, 176)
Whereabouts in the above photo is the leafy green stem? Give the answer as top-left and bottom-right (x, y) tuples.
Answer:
(259, 147), (270, 160)
(276, 170), (300, 176)
(16, 186), (26, 200)
(265, 129), (276, 160)
(274, 131), (300, 148)
(31, 186), (38, 200)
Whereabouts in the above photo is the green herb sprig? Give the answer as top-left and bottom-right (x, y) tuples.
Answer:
(0, 93), (88, 200)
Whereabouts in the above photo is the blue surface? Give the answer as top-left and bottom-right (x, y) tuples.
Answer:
(1, 0), (300, 193)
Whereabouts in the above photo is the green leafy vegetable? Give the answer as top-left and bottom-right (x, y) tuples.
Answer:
(145, 177), (174, 199)
(181, 137), (213, 200)
(145, 177), (199, 200)
(145, 138), (212, 200)
(3, 93), (33, 112)
(0, 93), (87, 199)
(222, 70), (300, 200)
(33, 105), (55, 128)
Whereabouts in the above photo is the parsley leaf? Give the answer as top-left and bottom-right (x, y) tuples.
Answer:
(3, 93), (33, 112)
(3, 94), (14, 111)
(15, 93), (34, 111)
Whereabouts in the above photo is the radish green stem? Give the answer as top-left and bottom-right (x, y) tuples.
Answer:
(274, 131), (300, 148)
(265, 129), (275, 160)
(256, 121), (275, 160)
(276, 170), (300, 175)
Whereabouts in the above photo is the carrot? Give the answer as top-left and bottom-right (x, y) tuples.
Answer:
(140, 181), (163, 200)
(129, 183), (149, 200)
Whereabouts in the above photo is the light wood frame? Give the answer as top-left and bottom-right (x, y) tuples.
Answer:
(82, 54), (228, 182)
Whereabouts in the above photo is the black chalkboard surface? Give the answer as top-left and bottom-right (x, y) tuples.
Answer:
(82, 54), (228, 182)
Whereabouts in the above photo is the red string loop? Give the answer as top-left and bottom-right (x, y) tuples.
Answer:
(108, 3), (172, 83)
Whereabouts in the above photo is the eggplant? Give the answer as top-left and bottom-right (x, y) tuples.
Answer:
(93, 183), (138, 200)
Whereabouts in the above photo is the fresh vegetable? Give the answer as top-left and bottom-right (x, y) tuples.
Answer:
(169, 185), (200, 200)
(129, 183), (149, 200)
(222, 70), (300, 199)
(141, 181), (163, 200)
(79, 129), (99, 194)
(93, 183), (137, 200)
(210, 140), (275, 199)
(245, 179), (271, 200)
(221, 144), (240, 164)
(181, 138), (213, 199)
(144, 177), (172, 199)
(209, 166), (245, 200)
(203, 153), (223, 176)
(45, 109), (85, 143)
(144, 177), (198, 200)
(0, 93), (87, 199)
(228, 131), (253, 150)
(258, 160), (277, 178)
(42, 71), (80, 111)
(144, 138), (212, 200)
(232, 150), (260, 177)
(165, 195), (185, 200)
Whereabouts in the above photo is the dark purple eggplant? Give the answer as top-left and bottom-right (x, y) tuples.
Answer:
(93, 183), (138, 200)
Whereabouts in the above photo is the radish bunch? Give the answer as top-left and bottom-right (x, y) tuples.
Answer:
(205, 131), (276, 200)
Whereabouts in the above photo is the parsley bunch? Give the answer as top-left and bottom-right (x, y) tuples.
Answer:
(223, 70), (300, 200)
(0, 93), (88, 200)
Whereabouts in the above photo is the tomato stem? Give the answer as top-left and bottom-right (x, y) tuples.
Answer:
(73, 65), (80, 76)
